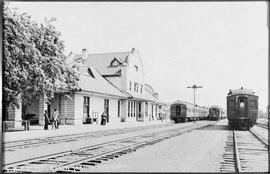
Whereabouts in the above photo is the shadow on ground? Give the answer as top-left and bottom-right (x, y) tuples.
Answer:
(200, 124), (231, 131)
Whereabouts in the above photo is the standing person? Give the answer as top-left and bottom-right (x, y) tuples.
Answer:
(56, 112), (60, 129)
(44, 110), (50, 130)
(101, 112), (107, 126)
(52, 109), (59, 130)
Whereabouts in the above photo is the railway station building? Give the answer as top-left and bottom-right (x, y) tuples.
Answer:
(4, 66), (128, 127)
(71, 48), (164, 123)
(3, 48), (166, 128)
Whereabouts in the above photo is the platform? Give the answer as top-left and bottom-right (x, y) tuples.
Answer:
(2, 119), (170, 143)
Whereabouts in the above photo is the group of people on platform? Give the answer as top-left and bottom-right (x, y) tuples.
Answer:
(43, 110), (108, 130)
(43, 110), (168, 130)
(44, 109), (60, 130)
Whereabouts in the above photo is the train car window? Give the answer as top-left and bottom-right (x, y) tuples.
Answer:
(181, 106), (186, 113)
(249, 100), (257, 110)
(238, 97), (247, 109)
(228, 100), (235, 110)
(239, 102), (245, 108)
(176, 106), (181, 113)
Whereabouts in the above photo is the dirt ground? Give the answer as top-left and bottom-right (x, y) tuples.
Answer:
(89, 120), (230, 172)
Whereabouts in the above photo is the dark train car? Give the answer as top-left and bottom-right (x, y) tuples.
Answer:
(170, 100), (208, 123)
(170, 101), (187, 123)
(227, 88), (258, 130)
(208, 106), (222, 121)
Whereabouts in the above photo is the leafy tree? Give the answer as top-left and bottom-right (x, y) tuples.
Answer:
(3, 3), (80, 111)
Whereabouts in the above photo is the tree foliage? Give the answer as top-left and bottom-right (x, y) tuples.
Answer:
(3, 3), (80, 108)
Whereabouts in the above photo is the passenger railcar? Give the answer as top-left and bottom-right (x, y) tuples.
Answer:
(208, 106), (222, 121)
(227, 88), (258, 130)
(170, 100), (208, 123)
(170, 101), (187, 123)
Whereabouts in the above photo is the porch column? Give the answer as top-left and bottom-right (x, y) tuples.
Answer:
(134, 101), (136, 119)
(127, 101), (130, 118)
(141, 101), (145, 122)
(121, 99), (128, 121)
(132, 102), (134, 117)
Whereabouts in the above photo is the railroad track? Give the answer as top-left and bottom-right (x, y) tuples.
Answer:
(257, 123), (268, 129)
(220, 129), (268, 173)
(3, 122), (214, 173)
(3, 122), (175, 152)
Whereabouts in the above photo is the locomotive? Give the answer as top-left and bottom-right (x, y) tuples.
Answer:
(170, 100), (208, 123)
(208, 106), (222, 121)
(227, 87), (258, 130)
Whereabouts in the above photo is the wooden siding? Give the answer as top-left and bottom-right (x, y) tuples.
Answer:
(60, 94), (75, 125)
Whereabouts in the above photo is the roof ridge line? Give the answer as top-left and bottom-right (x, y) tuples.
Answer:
(85, 51), (131, 55)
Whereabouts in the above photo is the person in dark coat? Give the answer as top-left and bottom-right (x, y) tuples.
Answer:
(52, 109), (60, 129)
(101, 112), (107, 126)
(44, 110), (50, 130)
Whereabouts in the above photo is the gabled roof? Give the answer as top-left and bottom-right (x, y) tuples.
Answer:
(125, 87), (159, 103)
(76, 52), (130, 76)
(110, 57), (122, 65)
(77, 66), (127, 98)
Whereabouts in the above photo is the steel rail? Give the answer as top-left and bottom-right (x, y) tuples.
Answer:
(257, 123), (268, 129)
(3, 122), (173, 151)
(249, 128), (268, 147)
(233, 130), (242, 173)
(57, 122), (212, 172)
(3, 134), (145, 168)
(4, 122), (200, 166)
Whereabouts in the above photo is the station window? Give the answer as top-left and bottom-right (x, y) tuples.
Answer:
(128, 102), (130, 117)
(83, 97), (90, 118)
(140, 85), (143, 93)
(134, 82), (138, 92)
(118, 100), (120, 117)
(129, 81), (132, 91)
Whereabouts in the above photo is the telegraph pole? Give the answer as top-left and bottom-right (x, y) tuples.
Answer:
(267, 1), (269, 172)
(187, 85), (203, 123)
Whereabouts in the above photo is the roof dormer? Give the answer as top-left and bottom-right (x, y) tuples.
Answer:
(110, 57), (122, 67)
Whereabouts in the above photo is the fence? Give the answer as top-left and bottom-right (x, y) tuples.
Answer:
(2, 120), (30, 132)
(83, 112), (99, 124)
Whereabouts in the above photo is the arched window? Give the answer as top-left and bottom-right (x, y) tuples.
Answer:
(239, 102), (245, 108)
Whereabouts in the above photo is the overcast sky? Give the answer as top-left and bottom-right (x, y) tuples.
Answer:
(9, 2), (268, 111)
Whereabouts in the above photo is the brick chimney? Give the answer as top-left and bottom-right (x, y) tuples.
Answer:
(153, 92), (159, 99)
(82, 48), (88, 60)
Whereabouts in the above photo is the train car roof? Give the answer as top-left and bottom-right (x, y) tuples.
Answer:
(171, 100), (189, 105)
(171, 100), (208, 110)
(227, 88), (257, 96)
(210, 105), (220, 109)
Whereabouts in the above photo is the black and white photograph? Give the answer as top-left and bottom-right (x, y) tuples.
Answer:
(2, 1), (269, 173)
